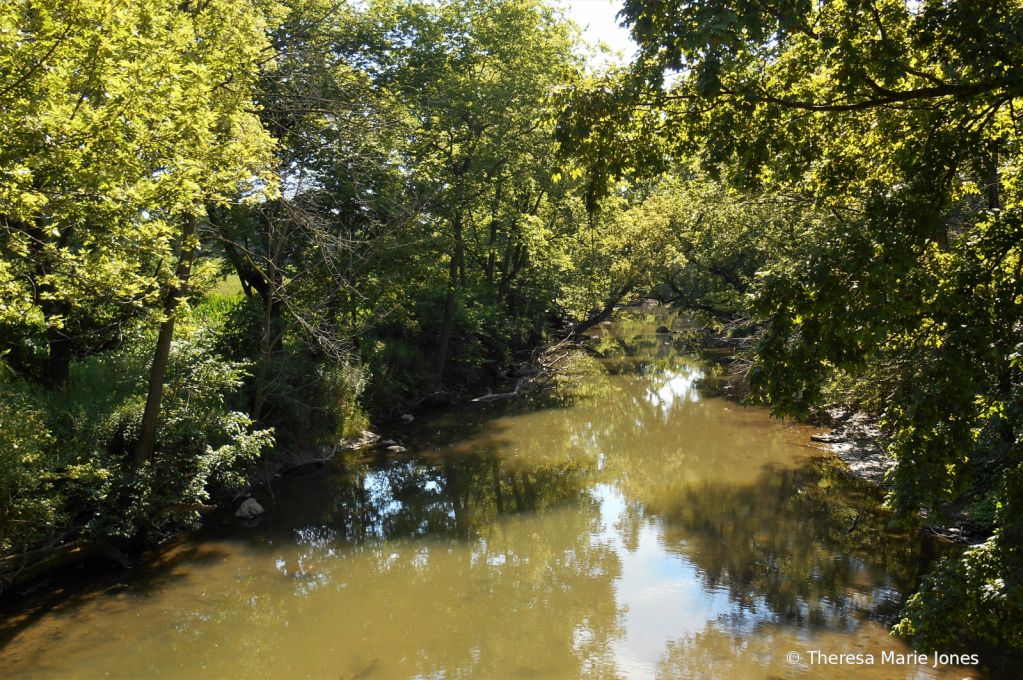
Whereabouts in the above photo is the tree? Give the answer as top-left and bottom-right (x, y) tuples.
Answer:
(1, 0), (181, 386)
(0, 0), (278, 463)
(348, 0), (582, 383)
(207, 0), (421, 426)
(560, 0), (1023, 650)
(131, 0), (281, 465)
(614, 176), (815, 324)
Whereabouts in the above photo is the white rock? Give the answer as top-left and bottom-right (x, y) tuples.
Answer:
(386, 445), (407, 453)
(381, 439), (397, 446)
(236, 498), (265, 519)
(401, 414), (414, 423)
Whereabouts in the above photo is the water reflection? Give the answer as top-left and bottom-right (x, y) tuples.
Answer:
(0, 313), (986, 679)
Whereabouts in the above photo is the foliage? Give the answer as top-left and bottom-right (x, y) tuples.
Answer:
(0, 0), (280, 385)
(329, 0), (596, 382)
(621, 176), (819, 324)
(1, 308), (274, 561)
(1, 0), (624, 563)
(253, 356), (368, 453)
(559, 0), (1023, 652)
(44, 314), (272, 541)
(0, 362), (61, 555)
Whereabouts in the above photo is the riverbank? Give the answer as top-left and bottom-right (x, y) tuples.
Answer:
(700, 324), (990, 548)
(806, 409), (989, 545)
(700, 323), (893, 488)
(809, 409), (893, 486)
(0, 331), (594, 598)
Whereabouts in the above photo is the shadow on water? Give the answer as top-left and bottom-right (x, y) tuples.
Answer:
(0, 311), (992, 679)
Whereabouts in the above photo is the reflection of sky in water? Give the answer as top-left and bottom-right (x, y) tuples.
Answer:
(589, 485), (734, 679)
(644, 368), (704, 414)
(366, 470), (403, 524)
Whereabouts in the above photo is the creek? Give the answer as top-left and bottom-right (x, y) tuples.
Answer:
(0, 314), (984, 679)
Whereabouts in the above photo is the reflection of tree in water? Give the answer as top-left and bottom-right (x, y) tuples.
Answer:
(656, 623), (780, 680)
(150, 321), (952, 678)
(590, 312), (690, 365)
(565, 327), (950, 635)
(653, 621), (919, 680)
(1, 317), (964, 680)
(154, 444), (626, 679)
(654, 460), (947, 630)
(288, 507), (626, 680)
(296, 449), (594, 543)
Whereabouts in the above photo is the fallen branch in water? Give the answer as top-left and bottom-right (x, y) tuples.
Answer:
(0, 539), (136, 596)
(472, 379), (527, 402)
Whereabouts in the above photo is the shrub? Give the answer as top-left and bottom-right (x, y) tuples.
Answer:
(0, 362), (62, 556)
(257, 354), (368, 454)
(46, 315), (273, 543)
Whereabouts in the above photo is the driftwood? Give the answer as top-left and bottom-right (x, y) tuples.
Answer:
(472, 381), (527, 402)
(696, 335), (753, 348)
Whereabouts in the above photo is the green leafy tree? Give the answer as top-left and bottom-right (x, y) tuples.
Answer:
(127, 0), (281, 464)
(0, 0), (279, 466)
(622, 176), (816, 323)
(347, 0), (582, 382)
(210, 0), (417, 427)
(561, 0), (1023, 650)
(1, 0), (180, 385)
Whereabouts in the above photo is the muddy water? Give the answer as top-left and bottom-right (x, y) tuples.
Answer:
(0, 315), (986, 679)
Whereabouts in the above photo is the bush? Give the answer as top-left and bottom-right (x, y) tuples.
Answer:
(2, 289), (379, 557)
(0, 362), (62, 555)
(43, 314), (273, 544)
(893, 383), (1023, 651)
(361, 337), (432, 411)
(895, 521), (1023, 651)
(257, 354), (368, 454)
(360, 286), (524, 411)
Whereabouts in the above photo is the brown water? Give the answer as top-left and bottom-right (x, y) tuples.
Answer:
(0, 315), (987, 679)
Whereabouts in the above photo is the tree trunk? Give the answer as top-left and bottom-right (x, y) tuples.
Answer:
(44, 328), (72, 389)
(435, 214), (462, 384)
(250, 283), (274, 423)
(223, 241), (268, 302)
(134, 213), (198, 467)
(486, 184), (501, 285)
(445, 461), (468, 540)
(497, 239), (515, 301)
(986, 144), (1000, 211)
(519, 471), (536, 511)
(571, 281), (635, 336)
(511, 472), (525, 512)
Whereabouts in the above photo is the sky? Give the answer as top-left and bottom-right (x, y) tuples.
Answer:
(557, 0), (638, 63)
